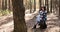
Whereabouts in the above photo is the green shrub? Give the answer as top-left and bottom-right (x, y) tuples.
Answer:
(0, 10), (12, 16)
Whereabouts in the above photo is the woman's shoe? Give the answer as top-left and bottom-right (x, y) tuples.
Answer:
(32, 25), (36, 29)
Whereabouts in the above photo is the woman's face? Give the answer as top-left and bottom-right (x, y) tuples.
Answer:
(42, 8), (44, 10)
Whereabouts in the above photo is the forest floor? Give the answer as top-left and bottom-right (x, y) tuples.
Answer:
(0, 11), (60, 32)
(25, 13), (60, 32)
(0, 14), (13, 32)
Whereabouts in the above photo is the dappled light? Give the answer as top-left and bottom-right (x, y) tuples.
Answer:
(0, 0), (60, 32)
(25, 12), (60, 32)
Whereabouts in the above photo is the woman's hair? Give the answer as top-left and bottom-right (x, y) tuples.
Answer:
(40, 6), (46, 11)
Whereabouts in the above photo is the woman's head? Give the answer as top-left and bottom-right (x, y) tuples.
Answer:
(40, 6), (46, 11)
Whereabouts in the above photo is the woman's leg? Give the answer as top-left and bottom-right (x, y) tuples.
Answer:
(32, 21), (39, 29)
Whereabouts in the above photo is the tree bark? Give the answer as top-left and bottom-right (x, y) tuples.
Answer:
(0, 0), (1, 9)
(59, 0), (60, 16)
(0, 0), (2, 9)
(30, 0), (32, 13)
(39, 0), (41, 10)
(10, 0), (13, 11)
(2, 0), (5, 10)
(45, 0), (49, 13)
(8, 0), (10, 10)
(5, 0), (7, 10)
(50, 0), (52, 13)
(33, 0), (36, 12)
(12, 0), (27, 32)
(7, 0), (9, 10)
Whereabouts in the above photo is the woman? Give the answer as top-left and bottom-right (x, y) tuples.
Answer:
(33, 6), (47, 29)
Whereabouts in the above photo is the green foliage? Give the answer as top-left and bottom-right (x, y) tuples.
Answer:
(0, 10), (12, 16)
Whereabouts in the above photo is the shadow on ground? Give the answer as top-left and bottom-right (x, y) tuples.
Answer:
(25, 14), (60, 32)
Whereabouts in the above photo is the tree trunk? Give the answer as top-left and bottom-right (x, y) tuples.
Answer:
(45, 0), (49, 13)
(5, 0), (7, 10)
(1, 0), (2, 9)
(2, 0), (7, 10)
(39, 0), (41, 10)
(7, 0), (9, 10)
(59, 0), (60, 16)
(8, 0), (10, 10)
(30, 0), (32, 13)
(55, 0), (58, 11)
(50, 0), (52, 13)
(47, 0), (49, 13)
(10, 0), (13, 11)
(0, 0), (1, 9)
(33, 0), (36, 12)
(12, 0), (27, 32)
(2, 0), (5, 10)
